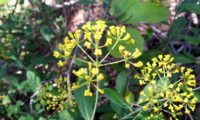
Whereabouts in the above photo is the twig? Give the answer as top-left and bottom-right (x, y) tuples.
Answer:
(29, 87), (40, 112)
(65, 47), (79, 106)
(188, 114), (194, 120)
(193, 86), (200, 91)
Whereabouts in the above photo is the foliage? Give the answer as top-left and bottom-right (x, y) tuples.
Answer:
(0, 0), (200, 120)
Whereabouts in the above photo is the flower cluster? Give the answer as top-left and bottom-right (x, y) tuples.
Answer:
(135, 54), (197, 119)
(52, 20), (143, 97)
(38, 76), (75, 112)
(53, 30), (81, 67)
(72, 62), (105, 96)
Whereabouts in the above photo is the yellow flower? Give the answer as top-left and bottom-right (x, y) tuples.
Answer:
(53, 51), (61, 58)
(132, 48), (142, 58)
(91, 68), (99, 75)
(73, 68), (86, 77)
(109, 26), (116, 36)
(133, 61), (143, 67)
(131, 39), (135, 44)
(163, 54), (171, 61)
(150, 80), (156, 85)
(68, 31), (74, 39)
(84, 32), (92, 41)
(123, 50), (131, 58)
(147, 86), (153, 93)
(94, 49), (102, 56)
(158, 54), (163, 60)
(74, 29), (82, 40)
(187, 80), (196, 87)
(125, 63), (130, 68)
(84, 75), (90, 81)
(105, 38), (112, 46)
(97, 74), (104, 81)
(71, 84), (80, 90)
(153, 107), (159, 112)
(64, 51), (70, 57)
(119, 45), (125, 53)
(143, 105), (149, 110)
(123, 33), (131, 41)
(84, 41), (91, 49)
(119, 26), (126, 37)
(96, 87), (104, 94)
(84, 89), (93, 96)
(94, 33), (102, 41)
(58, 60), (65, 67)
(185, 108), (190, 114)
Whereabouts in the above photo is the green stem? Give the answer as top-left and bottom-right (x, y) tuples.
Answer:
(100, 37), (119, 63)
(77, 44), (95, 63)
(72, 57), (88, 63)
(91, 44), (100, 120)
(91, 82), (99, 120)
(120, 107), (143, 120)
(100, 59), (125, 66)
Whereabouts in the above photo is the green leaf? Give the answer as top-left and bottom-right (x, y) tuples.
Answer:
(26, 70), (41, 92)
(104, 88), (131, 110)
(124, 91), (134, 104)
(168, 17), (187, 40)
(79, 0), (93, 4)
(107, 28), (144, 58)
(177, 34), (200, 46)
(2, 95), (11, 105)
(138, 49), (161, 63)
(74, 86), (93, 120)
(0, 63), (7, 79)
(139, 77), (170, 102)
(40, 25), (55, 42)
(177, 3), (200, 15)
(194, 92), (200, 103)
(110, 0), (169, 24)
(115, 71), (127, 95)
(173, 53), (196, 64)
(0, 0), (9, 4)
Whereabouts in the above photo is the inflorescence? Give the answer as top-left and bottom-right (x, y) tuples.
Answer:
(135, 54), (197, 119)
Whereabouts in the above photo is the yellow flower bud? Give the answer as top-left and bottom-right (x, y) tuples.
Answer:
(185, 108), (190, 114)
(123, 33), (131, 41)
(91, 68), (99, 75)
(94, 33), (102, 41)
(53, 51), (61, 58)
(105, 38), (112, 46)
(133, 61), (143, 68)
(123, 50), (131, 58)
(84, 41), (91, 49)
(85, 75), (90, 81)
(125, 63), (130, 69)
(153, 107), (159, 112)
(187, 80), (196, 87)
(97, 87), (104, 94)
(58, 60), (65, 67)
(119, 45), (125, 53)
(84, 32), (92, 41)
(68, 31), (74, 39)
(109, 26), (116, 35)
(147, 86), (153, 93)
(74, 29), (82, 40)
(97, 74), (104, 81)
(143, 105), (149, 110)
(158, 54), (163, 60)
(132, 48), (142, 58)
(94, 49), (102, 56)
(131, 39), (135, 44)
(84, 89), (93, 96)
